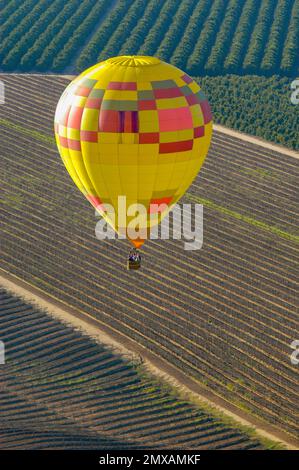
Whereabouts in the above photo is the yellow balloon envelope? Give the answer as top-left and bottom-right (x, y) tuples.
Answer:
(54, 56), (212, 248)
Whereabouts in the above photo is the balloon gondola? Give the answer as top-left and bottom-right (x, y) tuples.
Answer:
(54, 56), (212, 268)
(127, 248), (141, 271)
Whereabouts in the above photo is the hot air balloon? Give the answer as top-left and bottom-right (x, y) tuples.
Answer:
(54, 56), (212, 269)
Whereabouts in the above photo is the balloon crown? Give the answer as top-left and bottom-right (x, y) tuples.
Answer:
(106, 55), (161, 67)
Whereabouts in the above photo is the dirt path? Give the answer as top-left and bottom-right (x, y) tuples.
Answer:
(1, 269), (297, 450)
(214, 124), (298, 159)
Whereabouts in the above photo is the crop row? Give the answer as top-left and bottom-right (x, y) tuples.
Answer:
(198, 74), (299, 150)
(2, 239), (298, 438)
(1, 193), (298, 420)
(0, 290), (264, 449)
(1, 201), (296, 362)
(2, 163), (298, 324)
(0, 76), (298, 437)
(1, 237), (295, 420)
(1, 197), (295, 374)
(2, 218), (299, 432)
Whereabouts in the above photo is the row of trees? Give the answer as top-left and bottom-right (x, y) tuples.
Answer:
(32, 0), (98, 71)
(76, 0), (133, 71)
(260, 0), (294, 74)
(187, 0), (227, 74)
(19, 0), (82, 70)
(137, 0), (181, 57)
(1, 0), (62, 69)
(199, 75), (298, 150)
(0, 0), (297, 76)
(280, 0), (299, 75)
(171, 0), (212, 70)
(242, 0), (277, 73)
(224, 0), (261, 74)
(51, 0), (109, 72)
(97, 0), (149, 62)
(0, 0), (35, 40)
(155, 0), (197, 63)
(0, 0), (52, 63)
(119, 0), (167, 57)
(205, 0), (246, 74)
